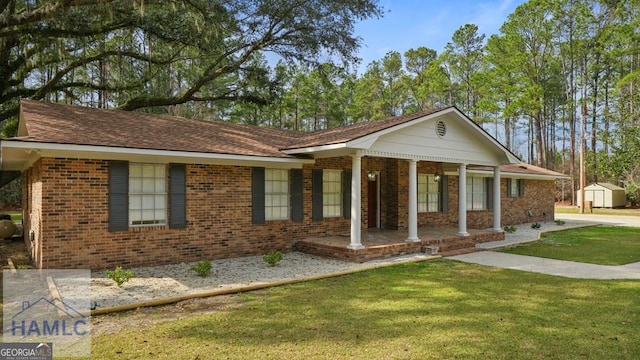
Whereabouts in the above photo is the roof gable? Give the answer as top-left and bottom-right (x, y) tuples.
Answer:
(585, 182), (625, 191)
(284, 107), (520, 165)
(366, 109), (513, 164)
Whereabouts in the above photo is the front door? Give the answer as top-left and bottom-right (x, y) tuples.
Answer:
(367, 174), (378, 228)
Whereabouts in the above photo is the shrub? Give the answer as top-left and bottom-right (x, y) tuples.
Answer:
(105, 266), (134, 287)
(554, 220), (566, 225)
(263, 251), (284, 266)
(503, 225), (517, 234)
(531, 222), (541, 229)
(193, 260), (212, 277)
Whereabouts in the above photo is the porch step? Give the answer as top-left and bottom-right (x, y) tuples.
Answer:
(422, 238), (477, 253)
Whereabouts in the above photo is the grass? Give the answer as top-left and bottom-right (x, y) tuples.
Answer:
(555, 207), (640, 216)
(501, 226), (640, 265)
(6, 212), (21, 222)
(91, 260), (640, 359)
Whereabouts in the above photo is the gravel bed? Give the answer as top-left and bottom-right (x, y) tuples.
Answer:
(80, 252), (432, 310)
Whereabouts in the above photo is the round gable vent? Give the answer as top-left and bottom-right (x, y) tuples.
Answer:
(436, 120), (447, 137)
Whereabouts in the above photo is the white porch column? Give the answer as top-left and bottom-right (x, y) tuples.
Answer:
(407, 159), (421, 242)
(457, 163), (470, 236)
(348, 153), (364, 249)
(492, 166), (502, 232)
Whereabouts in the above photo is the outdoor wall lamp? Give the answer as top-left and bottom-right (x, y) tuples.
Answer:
(367, 171), (376, 181)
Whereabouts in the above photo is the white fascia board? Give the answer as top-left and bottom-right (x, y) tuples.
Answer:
(281, 143), (347, 155)
(2, 141), (314, 170)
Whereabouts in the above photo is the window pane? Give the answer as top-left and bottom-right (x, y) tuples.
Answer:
(130, 165), (141, 177)
(155, 179), (166, 192)
(130, 179), (142, 193)
(155, 209), (166, 221)
(129, 210), (141, 222)
(322, 170), (342, 218)
(418, 174), (439, 213)
(265, 169), (289, 221)
(142, 164), (155, 177)
(466, 177), (487, 210)
(129, 163), (167, 226)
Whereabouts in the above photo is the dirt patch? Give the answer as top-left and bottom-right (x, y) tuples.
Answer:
(91, 294), (246, 336)
(0, 238), (31, 270)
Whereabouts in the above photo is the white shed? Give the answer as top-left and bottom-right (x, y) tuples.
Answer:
(577, 183), (626, 208)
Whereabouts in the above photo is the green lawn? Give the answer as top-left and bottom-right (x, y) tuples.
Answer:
(555, 207), (640, 216)
(7, 212), (21, 223)
(502, 226), (640, 265)
(91, 260), (640, 359)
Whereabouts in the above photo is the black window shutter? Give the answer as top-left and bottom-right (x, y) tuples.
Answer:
(507, 178), (513, 198)
(169, 164), (186, 229)
(342, 170), (352, 219)
(440, 175), (449, 212)
(291, 169), (303, 222)
(486, 177), (493, 211)
(312, 169), (323, 221)
(519, 179), (525, 197)
(108, 161), (128, 231)
(252, 167), (265, 224)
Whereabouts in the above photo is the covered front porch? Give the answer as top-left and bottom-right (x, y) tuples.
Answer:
(286, 108), (520, 257)
(294, 226), (504, 263)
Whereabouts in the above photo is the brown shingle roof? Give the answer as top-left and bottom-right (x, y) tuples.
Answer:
(17, 99), (301, 158)
(11, 100), (564, 179)
(285, 108), (448, 149)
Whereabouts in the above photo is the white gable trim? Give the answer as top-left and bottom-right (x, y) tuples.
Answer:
(361, 150), (498, 166)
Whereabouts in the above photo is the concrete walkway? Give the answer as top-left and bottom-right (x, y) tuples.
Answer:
(450, 251), (640, 279)
(450, 213), (640, 279)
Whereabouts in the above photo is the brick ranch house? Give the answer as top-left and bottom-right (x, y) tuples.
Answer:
(0, 100), (565, 269)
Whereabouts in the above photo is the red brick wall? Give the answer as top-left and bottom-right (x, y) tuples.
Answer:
(22, 160), (43, 268)
(26, 157), (356, 269)
(501, 179), (555, 225)
(24, 157), (555, 269)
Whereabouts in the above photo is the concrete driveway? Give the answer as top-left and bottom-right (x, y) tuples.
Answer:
(450, 213), (640, 279)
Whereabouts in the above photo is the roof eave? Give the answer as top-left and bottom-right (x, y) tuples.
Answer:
(1, 140), (314, 171)
(281, 143), (348, 155)
(465, 168), (570, 180)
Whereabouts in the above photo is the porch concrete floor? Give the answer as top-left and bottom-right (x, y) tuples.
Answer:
(295, 227), (505, 263)
(302, 227), (497, 248)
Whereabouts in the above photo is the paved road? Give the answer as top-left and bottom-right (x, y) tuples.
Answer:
(451, 213), (640, 279)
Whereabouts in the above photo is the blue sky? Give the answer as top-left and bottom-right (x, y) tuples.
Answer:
(352, 0), (526, 73)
